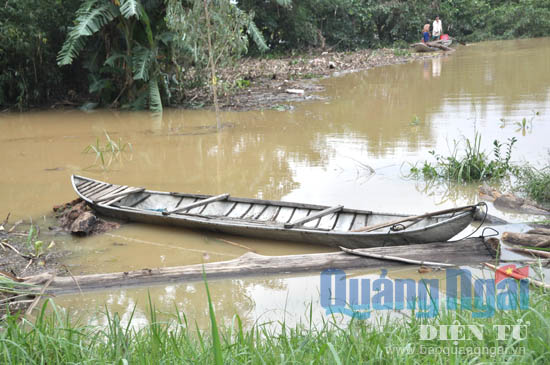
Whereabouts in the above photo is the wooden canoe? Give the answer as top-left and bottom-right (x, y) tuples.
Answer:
(71, 175), (478, 249)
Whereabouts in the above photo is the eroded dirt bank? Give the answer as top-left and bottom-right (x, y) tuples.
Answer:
(181, 48), (443, 110)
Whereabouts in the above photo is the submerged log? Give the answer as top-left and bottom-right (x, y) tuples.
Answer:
(502, 232), (550, 248)
(24, 238), (495, 295)
(478, 186), (550, 215)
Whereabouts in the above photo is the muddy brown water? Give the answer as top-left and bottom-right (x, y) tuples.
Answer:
(1, 38), (549, 327)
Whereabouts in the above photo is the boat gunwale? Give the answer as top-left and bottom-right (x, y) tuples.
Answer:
(71, 175), (476, 237)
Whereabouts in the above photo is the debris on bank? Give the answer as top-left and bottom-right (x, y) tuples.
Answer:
(54, 198), (120, 235)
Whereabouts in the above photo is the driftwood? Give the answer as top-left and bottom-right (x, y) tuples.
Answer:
(426, 41), (453, 51)
(479, 186), (550, 215)
(23, 238), (495, 295)
(508, 246), (550, 259)
(527, 228), (550, 236)
(502, 232), (550, 248)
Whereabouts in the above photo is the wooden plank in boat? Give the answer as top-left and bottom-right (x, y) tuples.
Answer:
(256, 206), (279, 221)
(227, 203), (252, 218)
(163, 194), (229, 215)
(317, 212), (338, 230)
(242, 204), (267, 220)
(84, 183), (112, 197)
(285, 208), (310, 228)
(122, 193), (151, 208)
(92, 185), (129, 202)
(80, 182), (103, 195)
(285, 205), (343, 229)
(77, 181), (95, 191)
(333, 213), (356, 231)
(202, 201), (233, 216)
(274, 207), (295, 224)
(99, 188), (145, 206)
(88, 185), (121, 201)
(350, 214), (368, 231)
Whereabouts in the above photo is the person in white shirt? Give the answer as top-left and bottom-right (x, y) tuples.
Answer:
(432, 16), (442, 40)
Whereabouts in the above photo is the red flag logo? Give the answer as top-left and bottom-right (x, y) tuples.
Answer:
(495, 264), (529, 284)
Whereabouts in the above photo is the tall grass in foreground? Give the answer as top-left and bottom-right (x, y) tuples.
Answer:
(1, 287), (549, 364)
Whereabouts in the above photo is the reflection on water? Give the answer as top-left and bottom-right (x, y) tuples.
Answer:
(1, 38), (549, 328)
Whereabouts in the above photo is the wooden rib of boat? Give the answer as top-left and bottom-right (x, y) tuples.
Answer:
(71, 175), (479, 249)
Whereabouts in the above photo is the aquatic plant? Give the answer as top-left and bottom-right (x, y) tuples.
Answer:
(83, 131), (132, 170)
(514, 164), (550, 205)
(410, 133), (517, 183)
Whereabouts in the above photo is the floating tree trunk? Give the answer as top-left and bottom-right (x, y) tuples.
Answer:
(22, 238), (496, 295)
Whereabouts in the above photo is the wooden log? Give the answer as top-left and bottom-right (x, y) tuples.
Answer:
(163, 193), (229, 215)
(23, 238), (494, 294)
(508, 246), (550, 259)
(284, 205), (343, 228)
(527, 228), (550, 236)
(502, 232), (550, 248)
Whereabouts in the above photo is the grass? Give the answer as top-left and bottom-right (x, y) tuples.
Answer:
(1, 281), (549, 363)
(83, 131), (132, 170)
(514, 164), (550, 205)
(409, 133), (517, 183)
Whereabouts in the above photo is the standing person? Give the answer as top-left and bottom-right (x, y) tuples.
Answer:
(422, 23), (430, 43)
(432, 16), (442, 40)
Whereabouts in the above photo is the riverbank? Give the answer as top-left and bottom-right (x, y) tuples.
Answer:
(179, 48), (444, 111)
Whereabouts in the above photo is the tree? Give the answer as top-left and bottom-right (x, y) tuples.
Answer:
(57, 0), (171, 112)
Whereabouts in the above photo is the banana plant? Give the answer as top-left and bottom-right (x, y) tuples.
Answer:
(57, 0), (169, 112)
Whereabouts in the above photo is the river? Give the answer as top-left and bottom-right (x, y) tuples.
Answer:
(1, 38), (549, 328)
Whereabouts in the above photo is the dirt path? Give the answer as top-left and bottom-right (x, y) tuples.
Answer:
(181, 48), (444, 111)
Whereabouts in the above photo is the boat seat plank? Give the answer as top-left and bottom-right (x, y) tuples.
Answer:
(317, 212), (338, 230)
(333, 213), (356, 231)
(202, 201), (233, 216)
(285, 205), (343, 229)
(226, 203), (252, 218)
(256, 206), (279, 221)
(163, 194), (229, 215)
(122, 193), (151, 208)
(242, 204), (267, 220)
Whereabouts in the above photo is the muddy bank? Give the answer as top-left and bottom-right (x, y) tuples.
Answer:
(181, 48), (445, 111)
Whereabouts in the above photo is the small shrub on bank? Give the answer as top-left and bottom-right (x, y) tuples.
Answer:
(514, 164), (550, 205)
(410, 133), (517, 183)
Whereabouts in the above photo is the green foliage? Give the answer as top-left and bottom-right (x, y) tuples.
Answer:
(514, 164), (550, 204)
(410, 133), (518, 183)
(58, 0), (171, 112)
(1, 289), (549, 362)
(0, 0), (80, 110)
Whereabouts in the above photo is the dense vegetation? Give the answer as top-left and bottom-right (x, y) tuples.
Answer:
(2, 0), (550, 110)
(2, 285), (549, 363)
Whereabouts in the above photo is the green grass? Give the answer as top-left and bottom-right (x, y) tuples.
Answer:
(83, 131), (132, 170)
(410, 133), (517, 183)
(1, 284), (549, 363)
(514, 164), (550, 205)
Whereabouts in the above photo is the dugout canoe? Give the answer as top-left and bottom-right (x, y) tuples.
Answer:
(71, 175), (479, 249)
